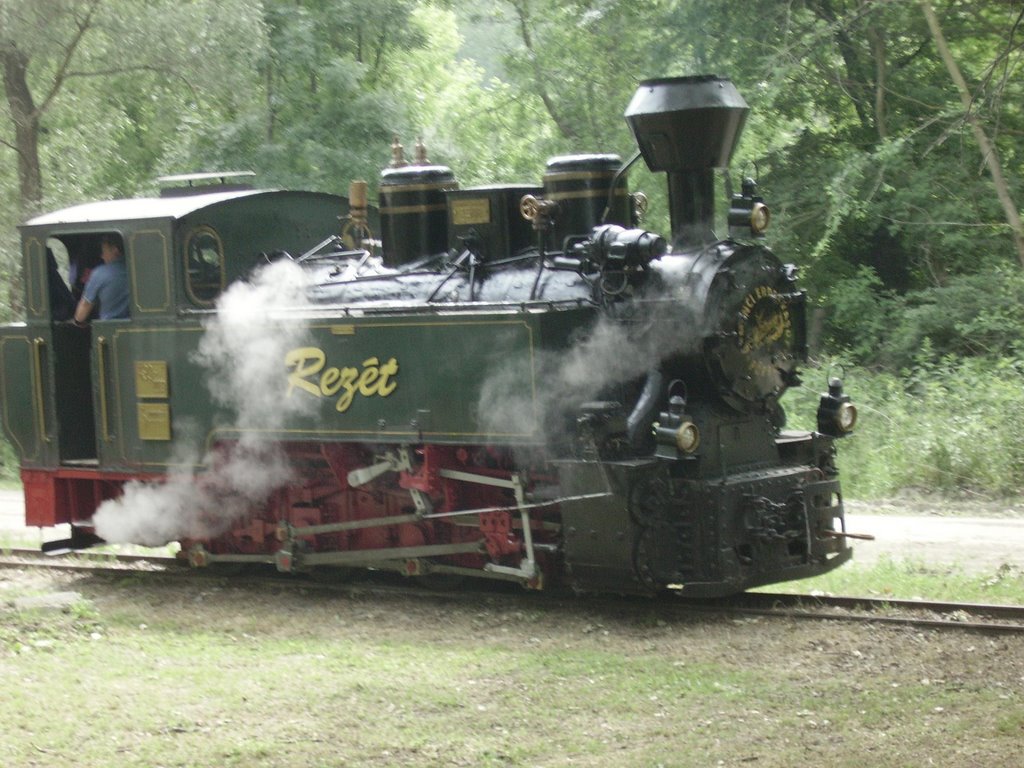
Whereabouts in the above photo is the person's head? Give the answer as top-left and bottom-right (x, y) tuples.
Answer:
(100, 233), (124, 263)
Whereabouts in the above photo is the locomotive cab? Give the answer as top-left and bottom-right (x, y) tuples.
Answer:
(1, 185), (356, 535)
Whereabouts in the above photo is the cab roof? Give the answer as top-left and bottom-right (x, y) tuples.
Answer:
(21, 189), (272, 228)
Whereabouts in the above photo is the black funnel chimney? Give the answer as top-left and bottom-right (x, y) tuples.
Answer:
(625, 75), (748, 248)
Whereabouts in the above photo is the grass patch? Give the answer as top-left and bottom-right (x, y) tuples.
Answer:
(1, 529), (45, 551)
(0, 591), (762, 766)
(767, 555), (1024, 604)
(1, 571), (1022, 767)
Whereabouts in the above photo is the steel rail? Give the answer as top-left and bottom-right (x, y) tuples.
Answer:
(739, 591), (1024, 623)
(3, 547), (1023, 634)
(680, 591), (1024, 636)
(0, 548), (181, 571)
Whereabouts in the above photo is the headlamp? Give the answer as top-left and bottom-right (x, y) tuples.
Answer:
(653, 393), (702, 459)
(675, 421), (701, 453)
(817, 378), (857, 437)
(729, 177), (770, 238)
(750, 202), (771, 234)
(835, 401), (858, 433)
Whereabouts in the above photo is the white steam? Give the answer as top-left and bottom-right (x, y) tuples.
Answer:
(477, 301), (704, 441)
(94, 259), (315, 546)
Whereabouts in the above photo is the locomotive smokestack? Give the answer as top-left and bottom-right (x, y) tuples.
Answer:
(624, 75), (748, 249)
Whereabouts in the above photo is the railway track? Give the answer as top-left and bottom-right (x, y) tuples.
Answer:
(0, 547), (180, 573)
(687, 591), (1024, 636)
(3, 547), (1023, 635)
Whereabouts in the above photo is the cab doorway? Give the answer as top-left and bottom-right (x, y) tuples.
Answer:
(46, 236), (100, 464)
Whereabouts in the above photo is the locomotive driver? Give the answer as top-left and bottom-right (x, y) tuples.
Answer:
(74, 233), (130, 322)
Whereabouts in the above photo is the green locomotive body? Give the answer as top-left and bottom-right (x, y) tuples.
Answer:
(0, 77), (857, 596)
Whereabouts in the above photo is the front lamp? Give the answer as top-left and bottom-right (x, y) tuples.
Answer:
(728, 177), (770, 238)
(675, 421), (701, 454)
(750, 202), (771, 234)
(835, 401), (858, 433)
(653, 393), (702, 459)
(817, 378), (857, 437)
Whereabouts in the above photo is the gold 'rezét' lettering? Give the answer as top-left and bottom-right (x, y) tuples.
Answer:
(284, 347), (325, 397)
(358, 357), (381, 396)
(319, 366), (342, 396)
(335, 367), (361, 413)
(284, 347), (400, 414)
(377, 358), (398, 397)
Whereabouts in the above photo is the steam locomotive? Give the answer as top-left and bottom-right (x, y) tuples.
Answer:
(0, 76), (856, 596)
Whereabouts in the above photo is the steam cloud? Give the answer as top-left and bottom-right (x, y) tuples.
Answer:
(477, 290), (706, 442)
(93, 259), (315, 546)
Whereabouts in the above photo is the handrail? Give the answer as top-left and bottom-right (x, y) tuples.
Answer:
(96, 336), (111, 442)
(31, 337), (50, 443)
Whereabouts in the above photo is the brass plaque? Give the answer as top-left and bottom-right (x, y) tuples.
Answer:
(135, 361), (169, 399)
(450, 198), (491, 226)
(137, 403), (171, 441)
(331, 324), (356, 336)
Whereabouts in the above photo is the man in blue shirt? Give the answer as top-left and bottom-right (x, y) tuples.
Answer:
(74, 233), (130, 322)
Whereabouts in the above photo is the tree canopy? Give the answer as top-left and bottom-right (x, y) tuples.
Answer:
(2, 0), (1022, 367)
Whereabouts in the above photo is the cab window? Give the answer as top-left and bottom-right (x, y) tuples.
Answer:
(185, 226), (224, 303)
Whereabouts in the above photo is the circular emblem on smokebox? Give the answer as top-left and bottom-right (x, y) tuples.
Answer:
(709, 280), (798, 408)
(737, 284), (792, 357)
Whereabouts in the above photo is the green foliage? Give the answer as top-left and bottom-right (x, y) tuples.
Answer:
(486, 0), (661, 154)
(0, 229), (20, 323)
(821, 267), (898, 362)
(4, 0), (1022, 318)
(787, 357), (1024, 498)
(821, 266), (1024, 368)
(159, 1), (492, 193)
(161, 59), (403, 193)
(1, 0), (268, 202)
(651, 1), (1024, 318)
(2, 0), (1024, 506)
(388, 5), (561, 184)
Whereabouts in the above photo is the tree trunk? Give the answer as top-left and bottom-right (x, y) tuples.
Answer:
(921, 1), (1024, 268)
(509, 0), (578, 141)
(809, 0), (874, 137)
(1, 43), (43, 217)
(868, 26), (887, 140)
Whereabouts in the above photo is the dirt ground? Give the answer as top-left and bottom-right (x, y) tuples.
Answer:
(844, 501), (1024, 573)
(2, 565), (1023, 767)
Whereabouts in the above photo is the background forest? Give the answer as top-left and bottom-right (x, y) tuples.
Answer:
(1, 0), (1023, 498)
